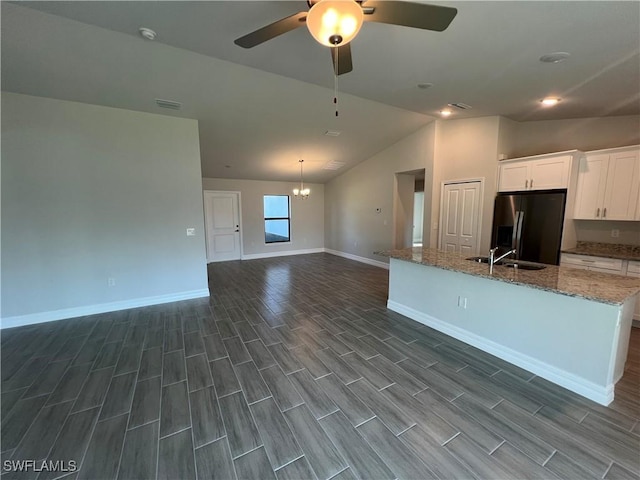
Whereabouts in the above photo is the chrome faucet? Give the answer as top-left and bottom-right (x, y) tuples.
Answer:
(489, 247), (516, 272)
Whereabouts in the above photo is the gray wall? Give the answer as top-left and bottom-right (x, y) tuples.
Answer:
(510, 115), (640, 158)
(201, 178), (324, 257)
(430, 116), (501, 252)
(1, 93), (208, 322)
(324, 123), (436, 262)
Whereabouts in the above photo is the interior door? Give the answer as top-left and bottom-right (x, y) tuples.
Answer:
(440, 181), (481, 254)
(203, 191), (241, 262)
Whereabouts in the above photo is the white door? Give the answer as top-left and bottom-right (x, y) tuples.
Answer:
(440, 181), (481, 255)
(203, 191), (241, 262)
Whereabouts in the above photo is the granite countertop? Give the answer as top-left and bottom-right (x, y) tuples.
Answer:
(562, 241), (640, 261)
(376, 247), (640, 305)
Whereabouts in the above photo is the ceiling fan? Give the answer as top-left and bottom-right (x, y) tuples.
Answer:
(234, 0), (457, 75)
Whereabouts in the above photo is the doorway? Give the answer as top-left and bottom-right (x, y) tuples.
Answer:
(203, 191), (242, 262)
(394, 169), (426, 249)
(439, 180), (482, 255)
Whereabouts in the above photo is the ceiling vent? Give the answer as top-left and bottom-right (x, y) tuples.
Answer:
(448, 102), (472, 110)
(323, 161), (346, 170)
(155, 99), (182, 110)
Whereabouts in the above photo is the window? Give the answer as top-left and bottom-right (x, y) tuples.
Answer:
(264, 195), (290, 243)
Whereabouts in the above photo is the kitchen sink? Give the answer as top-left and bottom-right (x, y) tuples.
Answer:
(466, 256), (546, 270)
(503, 262), (546, 270)
(466, 256), (503, 265)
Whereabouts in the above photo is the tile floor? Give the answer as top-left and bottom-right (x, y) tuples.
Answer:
(1, 253), (639, 479)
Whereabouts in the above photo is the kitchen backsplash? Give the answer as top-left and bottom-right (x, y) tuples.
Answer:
(575, 220), (640, 246)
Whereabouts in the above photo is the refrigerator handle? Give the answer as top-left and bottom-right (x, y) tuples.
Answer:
(511, 211), (521, 249)
(515, 210), (525, 258)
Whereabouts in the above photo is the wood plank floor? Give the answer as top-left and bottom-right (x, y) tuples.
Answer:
(1, 253), (639, 480)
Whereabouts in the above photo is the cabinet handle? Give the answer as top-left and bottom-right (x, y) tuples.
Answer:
(603, 207), (607, 218)
(596, 207), (600, 217)
(525, 180), (528, 189)
(530, 178), (533, 188)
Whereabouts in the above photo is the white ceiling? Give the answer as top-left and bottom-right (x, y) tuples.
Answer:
(3, 1), (639, 183)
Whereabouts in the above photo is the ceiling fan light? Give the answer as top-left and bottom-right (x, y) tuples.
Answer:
(307, 0), (364, 47)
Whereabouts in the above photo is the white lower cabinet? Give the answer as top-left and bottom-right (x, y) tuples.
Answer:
(561, 254), (640, 322)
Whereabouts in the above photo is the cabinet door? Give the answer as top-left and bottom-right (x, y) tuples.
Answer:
(498, 162), (529, 192)
(573, 154), (608, 220)
(602, 150), (640, 220)
(530, 156), (571, 190)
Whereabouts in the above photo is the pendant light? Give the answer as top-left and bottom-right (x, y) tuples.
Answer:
(293, 159), (310, 199)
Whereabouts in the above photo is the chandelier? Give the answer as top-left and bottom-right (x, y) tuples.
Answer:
(293, 159), (310, 199)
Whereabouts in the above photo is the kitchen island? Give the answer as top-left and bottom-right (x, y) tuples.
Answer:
(376, 247), (640, 405)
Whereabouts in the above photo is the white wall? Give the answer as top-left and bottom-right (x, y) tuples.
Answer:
(1, 93), (209, 326)
(574, 221), (640, 246)
(511, 115), (640, 158)
(431, 116), (501, 252)
(324, 123), (435, 263)
(201, 178), (324, 258)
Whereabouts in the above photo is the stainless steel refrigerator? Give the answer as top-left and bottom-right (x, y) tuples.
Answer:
(491, 190), (567, 265)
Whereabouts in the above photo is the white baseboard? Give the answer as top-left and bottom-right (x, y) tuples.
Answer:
(324, 249), (389, 270)
(0, 289), (210, 330)
(387, 300), (614, 406)
(241, 248), (324, 261)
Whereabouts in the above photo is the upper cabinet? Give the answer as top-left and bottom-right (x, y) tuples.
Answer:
(498, 152), (574, 192)
(573, 146), (640, 221)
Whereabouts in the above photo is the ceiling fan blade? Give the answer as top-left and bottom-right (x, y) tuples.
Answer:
(362, 1), (457, 32)
(234, 12), (308, 48)
(331, 44), (353, 76)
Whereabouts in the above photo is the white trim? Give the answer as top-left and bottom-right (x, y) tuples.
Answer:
(324, 249), (389, 270)
(387, 300), (614, 406)
(241, 248), (324, 261)
(0, 289), (210, 330)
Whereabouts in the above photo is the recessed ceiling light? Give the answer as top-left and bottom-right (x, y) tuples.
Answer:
(539, 52), (570, 64)
(417, 83), (433, 90)
(540, 97), (561, 107)
(440, 109), (453, 117)
(139, 27), (157, 41)
(324, 130), (341, 137)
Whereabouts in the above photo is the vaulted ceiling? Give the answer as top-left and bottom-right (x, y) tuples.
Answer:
(3, 1), (639, 182)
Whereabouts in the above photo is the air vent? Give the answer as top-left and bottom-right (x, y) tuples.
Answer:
(155, 99), (182, 110)
(448, 102), (472, 110)
(323, 161), (346, 170)
(324, 130), (341, 137)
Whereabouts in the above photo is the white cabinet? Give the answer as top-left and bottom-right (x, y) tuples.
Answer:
(561, 253), (625, 274)
(562, 254), (640, 321)
(573, 147), (640, 221)
(498, 153), (573, 192)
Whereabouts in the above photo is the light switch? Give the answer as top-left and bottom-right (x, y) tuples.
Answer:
(186, 228), (195, 236)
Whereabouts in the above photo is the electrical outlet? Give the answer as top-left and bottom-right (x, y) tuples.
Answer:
(186, 228), (196, 236)
(457, 296), (468, 308)
(108, 277), (116, 287)
(611, 229), (620, 238)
